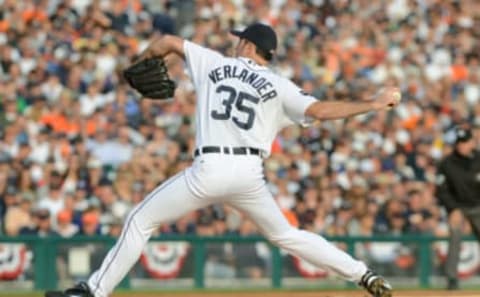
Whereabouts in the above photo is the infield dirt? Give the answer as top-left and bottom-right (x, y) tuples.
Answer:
(107, 291), (479, 297)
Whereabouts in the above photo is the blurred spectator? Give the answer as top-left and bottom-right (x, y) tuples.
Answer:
(0, 185), (19, 226)
(88, 127), (133, 167)
(106, 218), (123, 238)
(56, 209), (78, 238)
(404, 190), (434, 234)
(19, 208), (58, 237)
(37, 184), (65, 227)
(4, 193), (33, 236)
(232, 220), (265, 279)
(79, 210), (101, 236)
(95, 179), (130, 225)
(375, 198), (406, 235)
(196, 207), (236, 278)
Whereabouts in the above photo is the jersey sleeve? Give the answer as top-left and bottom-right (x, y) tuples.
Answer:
(183, 40), (224, 86)
(280, 80), (318, 126)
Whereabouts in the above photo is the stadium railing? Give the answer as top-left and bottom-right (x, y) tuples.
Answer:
(0, 234), (476, 290)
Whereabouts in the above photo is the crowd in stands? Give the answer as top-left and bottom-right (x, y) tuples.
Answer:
(1, 0), (480, 245)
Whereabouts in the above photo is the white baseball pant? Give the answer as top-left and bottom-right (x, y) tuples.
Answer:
(88, 153), (367, 297)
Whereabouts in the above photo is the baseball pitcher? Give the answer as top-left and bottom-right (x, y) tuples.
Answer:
(46, 23), (400, 297)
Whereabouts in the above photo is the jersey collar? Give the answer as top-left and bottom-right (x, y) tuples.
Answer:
(239, 57), (268, 70)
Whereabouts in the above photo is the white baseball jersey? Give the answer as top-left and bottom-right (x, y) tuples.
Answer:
(183, 40), (317, 156)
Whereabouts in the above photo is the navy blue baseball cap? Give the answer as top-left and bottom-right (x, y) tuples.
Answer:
(455, 126), (473, 143)
(230, 23), (277, 55)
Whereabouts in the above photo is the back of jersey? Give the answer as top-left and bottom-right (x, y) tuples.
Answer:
(183, 41), (316, 156)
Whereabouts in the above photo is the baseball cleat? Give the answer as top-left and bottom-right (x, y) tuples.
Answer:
(45, 282), (94, 297)
(358, 270), (393, 297)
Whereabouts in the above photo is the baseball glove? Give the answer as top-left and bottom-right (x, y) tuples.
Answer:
(123, 58), (176, 99)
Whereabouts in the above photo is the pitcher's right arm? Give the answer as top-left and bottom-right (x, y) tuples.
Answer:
(304, 86), (401, 121)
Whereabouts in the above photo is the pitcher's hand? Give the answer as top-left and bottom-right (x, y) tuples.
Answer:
(372, 87), (402, 110)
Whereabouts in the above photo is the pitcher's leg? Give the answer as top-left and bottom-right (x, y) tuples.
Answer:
(228, 189), (367, 282)
(88, 172), (209, 297)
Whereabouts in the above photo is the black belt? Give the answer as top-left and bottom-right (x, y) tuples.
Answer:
(194, 146), (261, 157)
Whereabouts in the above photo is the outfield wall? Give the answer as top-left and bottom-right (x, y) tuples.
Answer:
(0, 235), (478, 291)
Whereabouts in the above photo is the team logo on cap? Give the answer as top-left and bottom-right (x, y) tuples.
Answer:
(436, 174), (446, 185)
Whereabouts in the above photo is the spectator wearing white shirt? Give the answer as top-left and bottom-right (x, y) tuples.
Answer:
(41, 74), (64, 104)
(29, 127), (51, 164)
(90, 127), (133, 167)
(38, 185), (65, 228)
(0, 125), (19, 158)
(79, 82), (106, 117)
